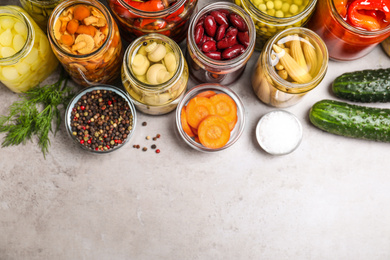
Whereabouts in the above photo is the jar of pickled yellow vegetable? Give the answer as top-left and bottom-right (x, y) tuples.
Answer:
(122, 33), (188, 115)
(47, 0), (122, 87)
(235, 0), (317, 50)
(0, 6), (58, 93)
(251, 27), (328, 107)
(19, 0), (64, 31)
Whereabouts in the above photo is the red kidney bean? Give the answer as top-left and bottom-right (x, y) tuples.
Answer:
(195, 25), (204, 45)
(218, 9), (230, 16)
(202, 41), (217, 53)
(215, 24), (228, 41)
(205, 51), (222, 60)
(237, 31), (249, 48)
(210, 10), (229, 26)
(225, 27), (238, 38)
(222, 44), (245, 59)
(204, 15), (217, 37)
(228, 13), (248, 32)
(200, 35), (214, 45)
(217, 35), (237, 49)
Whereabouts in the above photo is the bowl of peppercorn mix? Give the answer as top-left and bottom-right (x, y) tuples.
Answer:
(65, 85), (137, 153)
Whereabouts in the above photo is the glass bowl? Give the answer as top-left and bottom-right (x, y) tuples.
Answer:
(65, 85), (137, 154)
(175, 83), (246, 152)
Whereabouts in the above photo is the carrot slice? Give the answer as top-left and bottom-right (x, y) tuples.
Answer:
(195, 90), (217, 98)
(190, 125), (198, 136)
(210, 93), (237, 131)
(180, 106), (195, 137)
(185, 96), (216, 129)
(198, 115), (230, 149)
(228, 116), (238, 131)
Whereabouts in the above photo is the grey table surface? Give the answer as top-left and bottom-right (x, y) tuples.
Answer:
(1, 0), (390, 259)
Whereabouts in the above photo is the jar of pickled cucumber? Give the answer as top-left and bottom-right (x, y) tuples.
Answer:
(19, 0), (64, 31)
(47, 0), (122, 87)
(122, 33), (188, 115)
(251, 27), (328, 107)
(0, 6), (58, 93)
(235, 0), (317, 50)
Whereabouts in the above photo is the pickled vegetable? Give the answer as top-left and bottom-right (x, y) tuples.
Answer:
(19, 0), (63, 31)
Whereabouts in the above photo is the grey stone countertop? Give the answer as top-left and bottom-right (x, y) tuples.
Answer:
(1, 0), (390, 259)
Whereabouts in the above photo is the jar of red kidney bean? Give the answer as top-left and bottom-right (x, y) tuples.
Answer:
(186, 2), (255, 85)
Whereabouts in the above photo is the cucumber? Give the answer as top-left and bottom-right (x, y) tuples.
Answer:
(332, 68), (390, 102)
(309, 99), (390, 142)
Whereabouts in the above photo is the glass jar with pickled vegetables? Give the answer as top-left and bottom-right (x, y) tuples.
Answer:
(186, 2), (255, 85)
(47, 0), (122, 87)
(0, 6), (58, 93)
(309, 0), (390, 61)
(235, 0), (317, 50)
(251, 27), (328, 107)
(107, 0), (198, 43)
(122, 33), (188, 115)
(19, 0), (64, 31)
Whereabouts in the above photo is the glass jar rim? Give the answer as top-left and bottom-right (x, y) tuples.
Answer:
(122, 33), (184, 91)
(24, 0), (63, 5)
(264, 27), (329, 93)
(187, 1), (256, 71)
(48, 0), (113, 59)
(117, 0), (187, 17)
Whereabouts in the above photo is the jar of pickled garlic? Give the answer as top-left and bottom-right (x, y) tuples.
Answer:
(0, 6), (58, 93)
(308, 0), (390, 61)
(122, 33), (188, 115)
(186, 2), (255, 85)
(19, 0), (64, 31)
(235, 0), (317, 50)
(107, 0), (198, 43)
(47, 0), (122, 87)
(251, 27), (328, 107)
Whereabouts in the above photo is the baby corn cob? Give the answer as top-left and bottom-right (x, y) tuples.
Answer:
(273, 44), (312, 84)
(290, 34), (307, 70)
(302, 36), (318, 76)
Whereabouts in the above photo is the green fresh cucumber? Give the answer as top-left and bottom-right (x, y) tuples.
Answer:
(332, 68), (390, 102)
(309, 99), (390, 142)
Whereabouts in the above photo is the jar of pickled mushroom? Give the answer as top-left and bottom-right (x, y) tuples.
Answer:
(19, 0), (64, 31)
(47, 0), (122, 87)
(252, 27), (328, 107)
(186, 2), (255, 85)
(0, 6), (58, 93)
(235, 0), (317, 50)
(122, 33), (188, 115)
(308, 0), (390, 61)
(107, 0), (198, 44)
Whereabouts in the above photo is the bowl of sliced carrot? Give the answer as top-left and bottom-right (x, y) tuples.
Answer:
(176, 83), (245, 152)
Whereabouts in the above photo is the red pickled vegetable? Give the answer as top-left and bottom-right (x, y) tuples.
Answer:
(347, 0), (390, 30)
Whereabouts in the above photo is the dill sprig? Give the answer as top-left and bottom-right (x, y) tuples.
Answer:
(0, 70), (75, 158)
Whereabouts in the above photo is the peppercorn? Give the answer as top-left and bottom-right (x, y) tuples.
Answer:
(151, 144), (156, 149)
(156, 149), (160, 153)
(142, 121), (147, 126)
(142, 147), (147, 151)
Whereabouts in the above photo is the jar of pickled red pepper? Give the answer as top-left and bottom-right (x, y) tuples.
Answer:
(107, 0), (198, 43)
(251, 27), (328, 107)
(0, 6), (58, 93)
(235, 0), (317, 50)
(308, 0), (390, 61)
(19, 0), (64, 31)
(186, 2), (255, 85)
(47, 0), (122, 87)
(122, 33), (188, 115)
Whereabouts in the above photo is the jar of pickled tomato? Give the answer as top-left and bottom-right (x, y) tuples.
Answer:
(186, 2), (255, 85)
(0, 6), (58, 93)
(235, 0), (317, 50)
(19, 0), (64, 31)
(107, 0), (198, 43)
(308, 0), (390, 61)
(48, 0), (122, 87)
(122, 33), (188, 115)
(251, 27), (328, 107)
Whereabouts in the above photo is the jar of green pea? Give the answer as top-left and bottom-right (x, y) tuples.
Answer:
(234, 0), (317, 50)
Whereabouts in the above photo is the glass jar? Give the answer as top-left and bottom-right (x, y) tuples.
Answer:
(47, 0), (122, 87)
(19, 0), (63, 31)
(0, 6), (58, 93)
(235, 0), (317, 50)
(186, 2), (255, 86)
(382, 37), (390, 57)
(308, 0), (390, 61)
(107, 0), (198, 44)
(122, 33), (188, 115)
(251, 27), (328, 107)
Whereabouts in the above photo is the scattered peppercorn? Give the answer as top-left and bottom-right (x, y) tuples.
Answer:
(146, 136), (150, 140)
(142, 121), (147, 126)
(156, 134), (161, 138)
(153, 137), (157, 141)
(156, 149), (160, 153)
(142, 147), (147, 151)
(151, 144), (156, 149)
